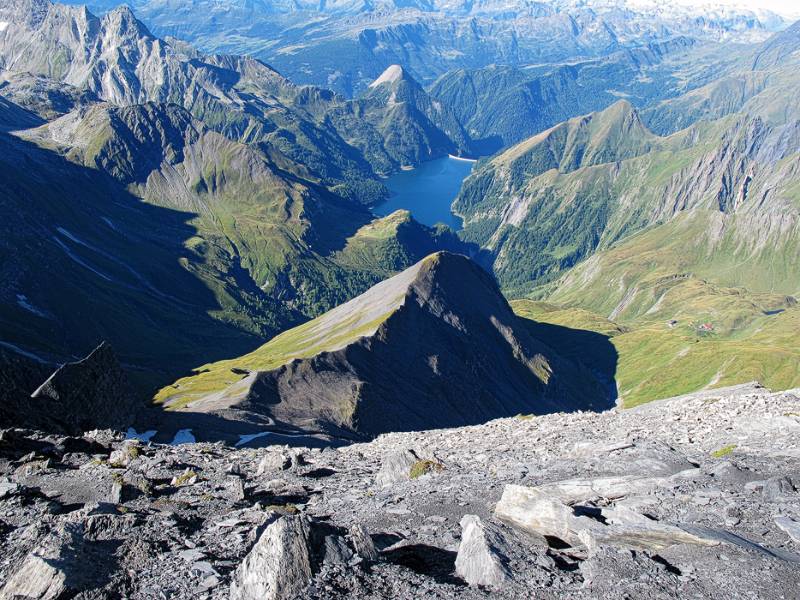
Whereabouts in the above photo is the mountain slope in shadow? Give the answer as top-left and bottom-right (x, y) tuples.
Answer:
(160, 252), (614, 441)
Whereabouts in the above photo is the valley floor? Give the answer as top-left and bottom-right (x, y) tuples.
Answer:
(1, 383), (800, 598)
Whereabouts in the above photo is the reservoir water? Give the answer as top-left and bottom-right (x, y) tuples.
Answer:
(375, 156), (475, 230)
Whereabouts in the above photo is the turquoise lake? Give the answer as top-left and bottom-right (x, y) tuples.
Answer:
(375, 156), (475, 230)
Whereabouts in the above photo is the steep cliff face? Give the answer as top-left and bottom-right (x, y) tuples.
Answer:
(161, 253), (611, 439)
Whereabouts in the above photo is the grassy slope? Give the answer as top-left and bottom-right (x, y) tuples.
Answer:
(513, 284), (800, 408)
(154, 255), (435, 408)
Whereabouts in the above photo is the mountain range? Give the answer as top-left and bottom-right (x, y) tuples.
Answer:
(451, 23), (800, 404)
(1, 0), (799, 426)
(2, 2), (800, 598)
(56, 0), (790, 95)
(0, 0), (475, 392)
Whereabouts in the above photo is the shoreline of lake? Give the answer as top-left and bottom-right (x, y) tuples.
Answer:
(374, 157), (475, 231)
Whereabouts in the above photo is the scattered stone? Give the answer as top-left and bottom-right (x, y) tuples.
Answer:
(762, 476), (795, 502)
(775, 517), (800, 544)
(108, 480), (123, 504)
(0, 480), (21, 499)
(257, 451), (292, 475)
(580, 545), (679, 594)
(348, 524), (379, 561)
(455, 515), (512, 589)
(228, 476), (246, 502)
(171, 469), (199, 487)
(109, 442), (140, 468)
(1, 383), (800, 598)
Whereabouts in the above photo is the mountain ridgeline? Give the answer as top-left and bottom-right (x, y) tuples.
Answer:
(449, 20), (800, 404)
(157, 253), (612, 440)
(2, 4), (800, 598)
(59, 0), (789, 95)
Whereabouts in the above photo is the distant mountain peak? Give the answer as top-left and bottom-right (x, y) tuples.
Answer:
(103, 3), (150, 34)
(369, 64), (405, 88)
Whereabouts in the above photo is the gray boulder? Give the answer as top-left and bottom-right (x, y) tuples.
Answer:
(455, 515), (512, 589)
(375, 449), (419, 487)
(229, 515), (313, 600)
(348, 524), (379, 561)
(495, 484), (719, 551)
(762, 476), (795, 502)
(256, 448), (304, 475)
(774, 517), (800, 544)
(0, 522), (114, 599)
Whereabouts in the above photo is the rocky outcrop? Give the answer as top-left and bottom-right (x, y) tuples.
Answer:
(495, 483), (722, 551)
(171, 253), (611, 439)
(24, 342), (140, 434)
(0, 522), (117, 599)
(375, 449), (421, 487)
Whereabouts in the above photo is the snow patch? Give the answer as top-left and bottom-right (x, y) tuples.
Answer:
(369, 64), (403, 88)
(53, 236), (113, 281)
(57, 227), (96, 249)
(0, 22), (8, 32)
(126, 428), (157, 442)
(0, 340), (50, 364)
(235, 431), (273, 447)
(170, 429), (196, 445)
(16, 294), (48, 318)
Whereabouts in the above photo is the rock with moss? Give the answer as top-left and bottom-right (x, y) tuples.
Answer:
(108, 442), (140, 468)
(375, 449), (420, 487)
(409, 459), (444, 480)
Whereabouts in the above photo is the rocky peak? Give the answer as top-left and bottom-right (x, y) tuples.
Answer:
(163, 252), (610, 439)
(0, 0), (51, 27)
(101, 4), (153, 39)
(365, 63), (428, 104)
(368, 64), (406, 88)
